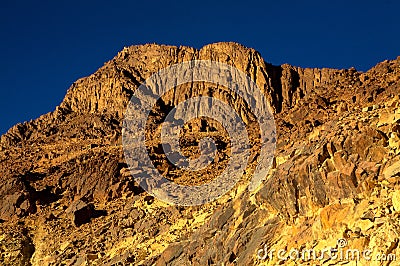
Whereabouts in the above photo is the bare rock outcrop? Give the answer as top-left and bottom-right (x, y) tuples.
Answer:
(0, 42), (399, 265)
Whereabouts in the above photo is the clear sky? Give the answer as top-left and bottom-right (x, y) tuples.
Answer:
(1, 0), (399, 135)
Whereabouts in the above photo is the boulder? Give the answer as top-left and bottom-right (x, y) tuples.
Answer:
(384, 160), (400, 179)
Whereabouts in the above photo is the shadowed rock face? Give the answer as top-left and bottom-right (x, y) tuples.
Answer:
(0, 42), (400, 265)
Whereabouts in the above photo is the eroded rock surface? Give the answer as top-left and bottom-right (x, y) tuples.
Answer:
(1, 42), (400, 265)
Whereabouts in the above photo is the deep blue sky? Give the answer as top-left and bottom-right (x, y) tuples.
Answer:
(1, 0), (399, 135)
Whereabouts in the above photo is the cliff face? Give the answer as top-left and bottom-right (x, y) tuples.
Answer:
(1, 42), (400, 265)
(59, 43), (273, 117)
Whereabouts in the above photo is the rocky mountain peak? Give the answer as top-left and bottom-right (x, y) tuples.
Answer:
(59, 42), (272, 118)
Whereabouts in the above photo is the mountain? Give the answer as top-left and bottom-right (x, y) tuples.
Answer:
(1, 42), (399, 265)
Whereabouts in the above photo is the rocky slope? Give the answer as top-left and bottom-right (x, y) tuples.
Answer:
(1, 42), (400, 265)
